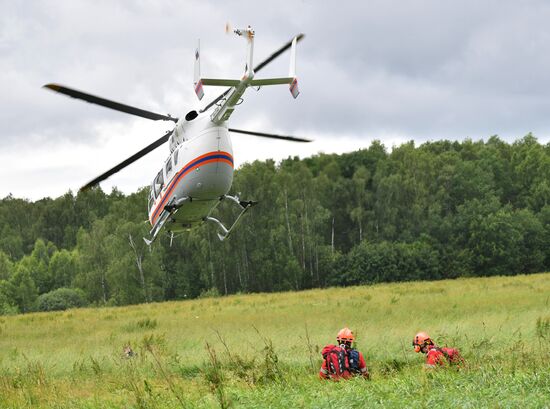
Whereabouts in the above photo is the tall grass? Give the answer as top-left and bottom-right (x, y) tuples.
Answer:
(0, 273), (549, 408)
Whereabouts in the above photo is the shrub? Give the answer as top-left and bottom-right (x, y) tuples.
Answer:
(35, 288), (88, 312)
(332, 240), (442, 286)
(0, 303), (18, 315)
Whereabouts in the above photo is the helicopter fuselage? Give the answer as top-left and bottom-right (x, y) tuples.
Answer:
(147, 112), (233, 233)
(44, 27), (304, 244)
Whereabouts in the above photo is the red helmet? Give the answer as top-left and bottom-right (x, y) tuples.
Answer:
(337, 327), (355, 343)
(412, 331), (433, 352)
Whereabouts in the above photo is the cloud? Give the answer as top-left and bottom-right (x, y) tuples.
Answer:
(1, 0), (550, 200)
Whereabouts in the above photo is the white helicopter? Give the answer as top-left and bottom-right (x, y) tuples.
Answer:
(44, 26), (309, 244)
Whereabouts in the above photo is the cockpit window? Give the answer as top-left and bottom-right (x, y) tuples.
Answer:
(174, 148), (179, 167)
(166, 157), (172, 174)
(154, 170), (164, 197)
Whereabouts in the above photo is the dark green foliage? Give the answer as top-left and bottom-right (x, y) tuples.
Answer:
(0, 280), (18, 314)
(9, 269), (38, 313)
(35, 288), (88, 311)
(335, 240), (441, 285)
(0, 136), (549, 312)
(0, 251), (13, 281)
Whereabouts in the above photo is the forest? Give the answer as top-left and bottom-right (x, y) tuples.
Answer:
(0, 135), (548, 313)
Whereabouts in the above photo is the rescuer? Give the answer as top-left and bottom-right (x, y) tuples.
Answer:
(319, 327), (370, 380)
(412, 331), (463, 368)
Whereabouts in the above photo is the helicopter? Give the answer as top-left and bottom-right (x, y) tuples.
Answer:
(44, 26), (309, 245)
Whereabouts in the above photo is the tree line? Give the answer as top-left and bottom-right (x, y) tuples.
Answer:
(0, 135), (549, 313)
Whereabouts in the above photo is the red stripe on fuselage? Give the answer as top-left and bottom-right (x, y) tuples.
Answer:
(150, 151), (233, 225)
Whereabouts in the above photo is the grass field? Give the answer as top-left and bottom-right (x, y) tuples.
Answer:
(0, 273), (549, 408)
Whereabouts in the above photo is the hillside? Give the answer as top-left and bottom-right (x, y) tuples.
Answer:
(1, 273), (549, 408)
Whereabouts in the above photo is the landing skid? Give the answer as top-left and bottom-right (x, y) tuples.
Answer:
(143, 196), (189, 247)
(144, 194), (257, 246)
(206, 194), (258, 241)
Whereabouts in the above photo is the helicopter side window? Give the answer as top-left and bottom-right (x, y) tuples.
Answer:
(173, 148), (179, 167)
(154, 170), (164, 198)
(166, 157), (173, 175)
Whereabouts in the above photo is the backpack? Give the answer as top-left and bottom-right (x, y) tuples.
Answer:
(436, 347), (463, 365)
(321, 345), (348, 377)
(347, 349), (361, 373)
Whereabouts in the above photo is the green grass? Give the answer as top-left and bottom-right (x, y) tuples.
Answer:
(0, 273), (549, 408)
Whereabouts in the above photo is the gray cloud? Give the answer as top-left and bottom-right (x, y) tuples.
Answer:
(1, 0), (550, 199)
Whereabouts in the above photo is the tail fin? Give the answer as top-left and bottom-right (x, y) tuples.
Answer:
(245, 35), (300, 98)
(289, 36), (297, 77)
(288, 36), (299, 99)
(194, 40), (204, 100)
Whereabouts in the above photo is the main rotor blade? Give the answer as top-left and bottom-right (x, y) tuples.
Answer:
(229, 128), (311, 143)
(200, 33), (305, 113)
(254, 33), (305, 73)
(44, 83), (178, 122)
(80, 130), (173, 191)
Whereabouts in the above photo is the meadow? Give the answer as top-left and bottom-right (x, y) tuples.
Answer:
(0, 273), (549, 408)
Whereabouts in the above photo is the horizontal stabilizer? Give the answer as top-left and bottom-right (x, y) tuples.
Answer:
(249, 77), (294, 86)
(201, 78), (242, 86)
(201, 77), (296, 87)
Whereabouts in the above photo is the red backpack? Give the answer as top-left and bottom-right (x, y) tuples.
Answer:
(437, 347), (464, 365)
(321, 345), (349, 379)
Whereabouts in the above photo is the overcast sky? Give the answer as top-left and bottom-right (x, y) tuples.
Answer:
(2, 0), (550, 200)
